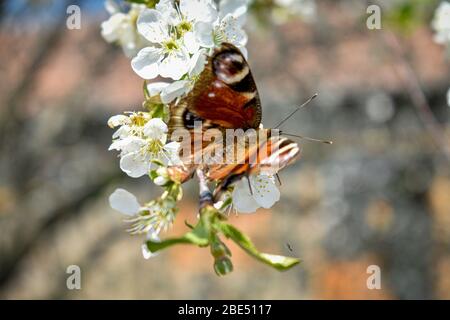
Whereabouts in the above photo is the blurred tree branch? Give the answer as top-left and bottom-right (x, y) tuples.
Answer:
(383, 31), (450, 162)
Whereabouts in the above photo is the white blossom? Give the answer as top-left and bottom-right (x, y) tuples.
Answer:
(109, 188), (141, 215)
(232, 174), (280, 213)
(194, 9), (248, 57)
(131, 9), (189, 80)
(432, 2), (450, 46)
(109, 115), (181, 178)
(219, 0), (250, 26)
(101, 0), (148, 58)
(107, 114), (131, 128)
(145, 49), (208, 103)
(108, 188), (162, 259)
(132, 0), (218, 80)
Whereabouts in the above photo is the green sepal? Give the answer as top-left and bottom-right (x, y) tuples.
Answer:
(213, 256), (233, 276)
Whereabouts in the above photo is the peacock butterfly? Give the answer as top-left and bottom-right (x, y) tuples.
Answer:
(166, 43), (301, 191)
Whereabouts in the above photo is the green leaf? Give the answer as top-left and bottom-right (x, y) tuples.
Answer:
(219, 223), (300, 271)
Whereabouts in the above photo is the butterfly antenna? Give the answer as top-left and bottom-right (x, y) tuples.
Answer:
(274, 93), (318, 129)
(275, 173), (282, 186)
(282, 132), (333, 144)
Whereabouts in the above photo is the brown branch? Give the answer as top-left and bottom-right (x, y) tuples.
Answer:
(383, 31), (450, 161)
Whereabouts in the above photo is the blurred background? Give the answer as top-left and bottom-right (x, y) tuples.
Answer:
(0, 0), (449, 299)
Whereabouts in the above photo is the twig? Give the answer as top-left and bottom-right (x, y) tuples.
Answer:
(383, 31), (450, 161)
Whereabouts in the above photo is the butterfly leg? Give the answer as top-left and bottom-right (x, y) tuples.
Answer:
(196, 168), (213, 208)
(275, 173), (282, 186)
(246, 175), (253, 195)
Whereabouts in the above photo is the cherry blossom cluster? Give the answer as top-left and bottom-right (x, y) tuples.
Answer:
(102, 0), (308, 272)
(104, 0), (280, 225)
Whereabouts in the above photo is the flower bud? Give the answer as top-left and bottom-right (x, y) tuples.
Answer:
(156, 167), (168, 177)
(214, 257), (233, 276)
(154, 175), (168, 186)
(210, 240), (227, 259)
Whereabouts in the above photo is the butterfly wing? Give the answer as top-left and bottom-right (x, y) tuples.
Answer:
(169, 43), (262, 133)
(167, 43), (263, 183)
(210, 132), (301, 197)
(206, 133), (301, 179)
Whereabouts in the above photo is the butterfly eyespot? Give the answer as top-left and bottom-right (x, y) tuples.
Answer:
(213, 52), (249, 85)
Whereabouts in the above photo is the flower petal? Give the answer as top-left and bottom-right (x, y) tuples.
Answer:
(160, 80), (190, 103)
(180, 0), (218, 23)
(137, 9), (169, 43)
(101, 13), (127, 43)
(143, 118), (168, 140)
(112, 125), (131, 139)
(251, 175), (280, 209)
(109, 188), (141, 215)
(146, 81), (170, 97)
(119, 20), (140, 58)
(219, 0), (249, 26)
(156, 0), (181, 25)
(109, 136), (145, 153)
(220, 13), (248, 47)
(188, 49), (207, 77)
(107, 114), (131, 128)
(194, 21), (215, 47)
(120, 152), (149, 178)
(131, 46), (161, 79)
(232, 178), (259, 213)
(163, 141), (182, 165)
(183, 31), (200, 54)
(158, 50), (190, 80)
